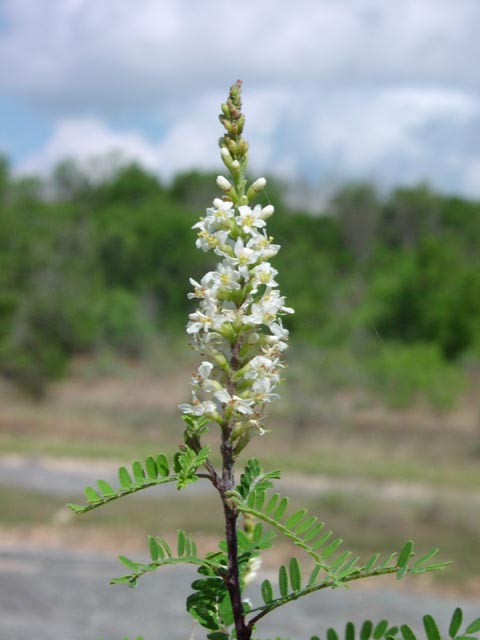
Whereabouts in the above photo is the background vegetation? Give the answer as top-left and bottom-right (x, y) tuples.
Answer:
(1, 155), (479, 405)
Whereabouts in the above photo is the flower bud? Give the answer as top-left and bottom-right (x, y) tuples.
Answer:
(226, 139), (238, 154)
(261, 204), (274, 219)
(252, 177), (267, 190)
(213, 351), (230, 371)
(247, 177), (266, 199)
(217, 175), (233, 192)
(221, 103), (230, 117)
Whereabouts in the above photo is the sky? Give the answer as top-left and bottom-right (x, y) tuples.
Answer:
(0, 0), (479, 197)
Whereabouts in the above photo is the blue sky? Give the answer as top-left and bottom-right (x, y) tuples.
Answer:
(1, 0), (479, 197)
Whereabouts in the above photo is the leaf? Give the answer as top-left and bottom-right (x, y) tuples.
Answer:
(132, 460), (145, 483)
(265, 492), (279, 515)
(321, 538), (343, 559)
(254, 490), (266, 510)
(303, 522), (325, 542)
(397, 540), (414, 577)
(374, 620), (389, 640)
(308, 564), (321, 586)
(279, 564), (289, 598)
(218, 593), (234, 626)
(145, 456), (158, 480)
(361, 620), (373, 640)
(423, 615), (441, 640)
(329, 551), (352, 574)
(118, 555), (142, 572)
(295, 516), (318, 535)
(400, 624), (417, 640)
(336, 556), (360, 580)
(84, 486), (101, 503)
(289, 557), (302, 592)
(66, 503), (84, 513)
(285, 508), (308, 529)
(148, 535), (163, 561)
(159, 537), (172, 558)
(97, 479), (115, 497)
(414, 547), (439, 568)
(465, 619), (480, 635)
(364, 553), (380, 573)
(327, 629), (339, 640)
(346, 622), (355, 640)
(118, 466), (132, 489)
(379, 552), (397, 570)
(261, 579), (273, 603)
(310, 531), (333, 551)
(274, 497), (289, 520)
(449, 608), (463, 638)
(177, 530), (186, 556)
(156, 453), (170, 477)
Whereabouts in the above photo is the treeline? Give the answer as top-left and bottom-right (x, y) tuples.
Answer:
(1, 156), (479, 397)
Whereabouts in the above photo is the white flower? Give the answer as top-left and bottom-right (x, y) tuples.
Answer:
(244, 290), (292, 327)
(203, 200), (235, 229)
(178, 393), (217, 416)
(210, 262), (242, 291)
(191, 361), (216, 389)
(243, 556), (262, 586)
(236, 205), (267, 234)
(187, 301), (220, 334)
(252, 377), (280, 404)
(195, 229), (227, 252)
(229, 237), (259, 279)
(214, 389), (255, 415)
(251, 263), (278, 289)
(187, 276), (215, 300)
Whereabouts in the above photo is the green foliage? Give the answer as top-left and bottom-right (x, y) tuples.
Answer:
(67, 445), (209, 514)
(93, 288), (153, 357)
(305, 609), (480, 640)
(366, 238), (480, 360)
(232, 486), (447, 618)
(110, 529), (207, 589)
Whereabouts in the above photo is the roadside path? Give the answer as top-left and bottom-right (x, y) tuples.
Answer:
(1, 547), (479, 640)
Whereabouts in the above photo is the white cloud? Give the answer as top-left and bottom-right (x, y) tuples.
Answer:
(1, 0), (479, 109)
(3, 0), (480, 196)
(20, 118), (160, 176)
(19, 97), (225, 179)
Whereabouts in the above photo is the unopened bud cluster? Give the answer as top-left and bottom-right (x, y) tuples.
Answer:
(179, 81), (293, 453)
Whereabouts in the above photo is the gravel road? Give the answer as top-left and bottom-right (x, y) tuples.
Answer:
(1, 547), (479, 640)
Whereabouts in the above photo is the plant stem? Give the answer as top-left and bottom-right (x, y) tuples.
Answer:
(223, 497), (251, 640)
(218, 334), (251, 640)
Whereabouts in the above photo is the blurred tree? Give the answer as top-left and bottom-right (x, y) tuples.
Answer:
(169, 170), (219, 209)
(52, 158), (93, 202)
(329, 182), (382, 263)
(98, 162), (164, 206)
(365, 238), (480, 359)
(380, 182), (441, 249)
